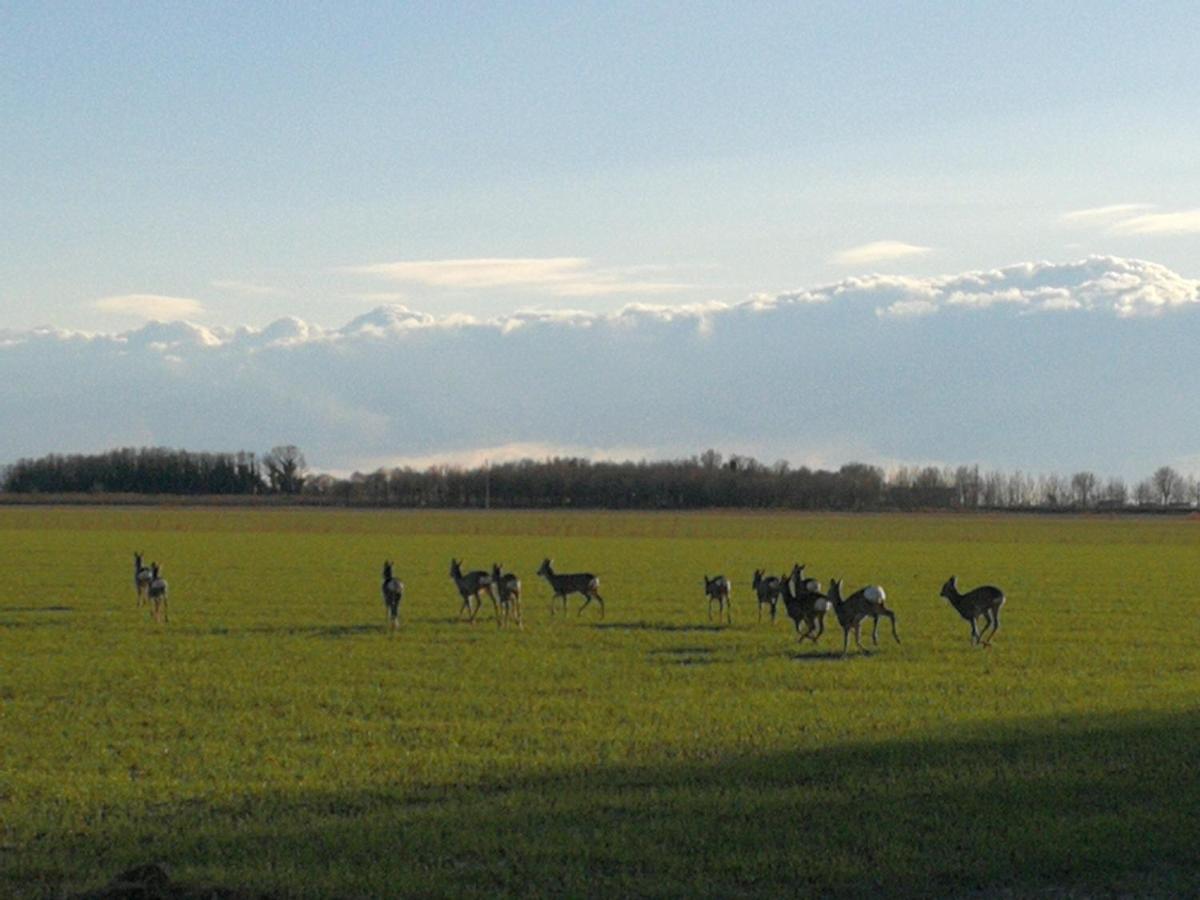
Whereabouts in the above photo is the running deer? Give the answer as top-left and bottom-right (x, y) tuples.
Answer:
(491, 563), (523, 628)
(147, 563), (168, 624)
(133, 552), (152, 606)
(449, 559), (497, 622)
(381, 560), (404, 630)
(751, 569), (782, 623)
(703, 575), (732, 624)
(828, 577), (899, 656)
(779, 566), (829, 643)
(940, 576), (1005, 646)
(536, 559), (604, 618)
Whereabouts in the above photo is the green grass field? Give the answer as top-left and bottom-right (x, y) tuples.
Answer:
(1, 506), (1198, 898)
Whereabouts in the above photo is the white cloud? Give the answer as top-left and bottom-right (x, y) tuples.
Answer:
(1109, 208), (1200, 236)
(1059, 203), (1155, 224)
(342, 256), (691, 297)
(93, 294), (205, 320)
(211, 279), (289, 297)
(6, 257), (1199, 479)
(349, 442), (657, 474)
(831, 241), (932, 266)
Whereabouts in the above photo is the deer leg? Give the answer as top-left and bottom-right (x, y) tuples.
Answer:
(595, 592), (605, 619)
(968, 617), (980, 645)
(886, 609), (899, 643)
(708, 596), (715, 621)
(979, 609), (995, 646)
(726, 598), (732, 625)
(577, 593), (592, 616)
(841, 626), (851, 656)
(871, 613), (880, 645)
(854, 620), (865, 652)
(987, 606), (1000, 644)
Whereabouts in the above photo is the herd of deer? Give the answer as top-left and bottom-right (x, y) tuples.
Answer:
(133, 552), (1005, 653)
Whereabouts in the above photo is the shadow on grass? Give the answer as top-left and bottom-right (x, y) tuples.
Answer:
(13, 710), (1200, 899)
(594, 621), (727, 633)
(0, 605), (73, 613)
(205, 624), (382, 640)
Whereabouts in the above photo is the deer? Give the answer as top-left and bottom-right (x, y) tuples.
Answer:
(536, 558), (604, 618)
(751, 569), (783, 623)
(703, 575), (732, 624)
(491, 563), (523, 628)
(827, 577), (899, 656)
(449, 559), (497, 623)
(779, 566), (829, 643)
(940, 576), (1005, 646)
(133, 552), (152, 606)
(381, 560), (404, 630)
(147, 563), (168, 624)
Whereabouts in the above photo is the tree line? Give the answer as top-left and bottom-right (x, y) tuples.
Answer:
(4, 445), (1197, 512)
(1, 446), (306, 496)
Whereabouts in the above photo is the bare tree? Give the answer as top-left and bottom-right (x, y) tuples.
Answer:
(1134, 479), (1156, 506)
(1071, 471), (1098, 508)
(264, 445), (307, 494)
(1102, 477), (1128, 507)
(1151, 466), (1183, 506)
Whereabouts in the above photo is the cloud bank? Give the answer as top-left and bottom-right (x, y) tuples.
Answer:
(3, 257), (1198, 478)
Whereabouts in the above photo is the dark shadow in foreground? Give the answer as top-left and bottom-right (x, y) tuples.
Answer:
(9, 710), (1199, 899)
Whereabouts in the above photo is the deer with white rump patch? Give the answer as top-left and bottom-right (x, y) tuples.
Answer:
(828, 577), (899, 656)
(492, 563), (523, 628)
(703, 575), (732, 624)
(751, 569), (782, 623)
(449, 559), (497, 622)
(147, 563), (168, 624)
(381, 560), (404, 630)
(537, 558), (604, 618)
(134, 552), (152, 606)
(940, 576), (1005, 646)
(779, 564), (829, 643)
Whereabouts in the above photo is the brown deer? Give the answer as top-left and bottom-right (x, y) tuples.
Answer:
(381, 560), (404, 630)
(133, 552), (152, 606)
(751, 569), (782, 623)
(703, 575), (732, 624)
(449, 559), (497, 623)
(537, 558), (604, 618)
(940, 576), (1005, 646)
(492, 563), (523, 628)
(779, 566), (829, 643)
(147, 563), (168, 624)
(828, 578), (899, 655)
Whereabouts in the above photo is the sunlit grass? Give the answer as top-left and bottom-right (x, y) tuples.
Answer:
(2, 508), (1197, 896)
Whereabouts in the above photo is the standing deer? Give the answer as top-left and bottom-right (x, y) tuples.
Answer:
(828, 578), (899, 656)
(751, 569), (782, 623)
(381, 560), (404, 630)
(449, 559), (496, 622)
(779, 567), (829, 643)
(148, 563), (168, 624)
(536, 558), (604, 618)
(940, 576), (1005, 646)
(703, 575), (732, 624)
(134, 552), (152, 606)
(491, 563), (523, 628)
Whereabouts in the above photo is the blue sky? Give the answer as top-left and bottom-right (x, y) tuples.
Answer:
(1, 3), (1198, 476)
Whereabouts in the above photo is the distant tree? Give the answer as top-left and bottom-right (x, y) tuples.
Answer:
(1070, 471), (1098, 508)
(264, 445), (307, 494)
(1151, 466), (1183, 505)
(1102, 477), (1128, 506)
(1133, 479), (1156, 506)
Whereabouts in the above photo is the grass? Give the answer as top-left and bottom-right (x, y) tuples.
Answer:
(1, 507), (1198, 897)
